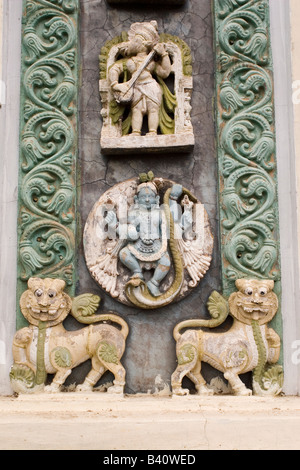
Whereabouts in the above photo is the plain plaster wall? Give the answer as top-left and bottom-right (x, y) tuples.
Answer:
(0, 0), (299, 395)
(270, 0), (300, 395)
(0, 0), (22, 394)
(291, 0), (300, 276)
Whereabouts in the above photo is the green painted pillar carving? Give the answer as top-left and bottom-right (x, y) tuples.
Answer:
(213, 1), (280, 291)
(213, 0), (282, 344)
(17, 0), (79, 328)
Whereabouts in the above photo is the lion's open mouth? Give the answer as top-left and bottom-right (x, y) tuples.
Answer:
(237, 302), (271, 314)
(242, 306), (269, 314)
(29, 306), (59, 316)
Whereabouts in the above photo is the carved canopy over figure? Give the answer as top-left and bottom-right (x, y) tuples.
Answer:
(84, 173), (213, 309)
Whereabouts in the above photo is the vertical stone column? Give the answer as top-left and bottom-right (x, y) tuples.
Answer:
(290, 0), (300, 279)
(0, 0), (3, 105)
(17, 0), (79, 328)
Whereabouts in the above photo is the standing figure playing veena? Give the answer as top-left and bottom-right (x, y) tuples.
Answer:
(108, 21), (172, 136)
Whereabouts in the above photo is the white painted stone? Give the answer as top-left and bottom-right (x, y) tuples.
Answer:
(0, 0), (22, 395)
(270, 0), (300, 395)
(100, 21), (194, 154)
(0, 394), (300, 450)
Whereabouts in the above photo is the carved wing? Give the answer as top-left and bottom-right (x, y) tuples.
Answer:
(176, 201), (213, 287)
(89, 238), (125, 298)
(177, 237), (212, 287)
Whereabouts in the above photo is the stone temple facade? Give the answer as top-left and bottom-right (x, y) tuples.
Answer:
(1, 0), (300, 401)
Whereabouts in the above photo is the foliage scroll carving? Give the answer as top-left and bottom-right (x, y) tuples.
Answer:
(213, 0), (281, 297)
(17, 0), (79, 326)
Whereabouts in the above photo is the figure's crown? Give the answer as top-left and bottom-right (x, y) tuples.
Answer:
(137, 171), (157, 194)
(128, 21), (159, 47)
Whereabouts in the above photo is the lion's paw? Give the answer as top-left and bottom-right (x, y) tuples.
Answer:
(235, 387), (252, 396)
(172, 387), (190, 396)
(197, 384), (214, 396)
(107, 384), (124, 394)
(76, 382), (93, 392)
(44, 383), (61, 393)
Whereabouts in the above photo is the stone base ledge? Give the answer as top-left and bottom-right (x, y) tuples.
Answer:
(100, 134), (195, 155)
(106, 0), (186, 5)
(1, 394), (300, 450)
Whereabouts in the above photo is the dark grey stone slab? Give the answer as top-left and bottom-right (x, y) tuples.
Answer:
(75, 0), (220, 394)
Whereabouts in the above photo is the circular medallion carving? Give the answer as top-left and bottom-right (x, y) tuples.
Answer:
(83, 175), (213, 309)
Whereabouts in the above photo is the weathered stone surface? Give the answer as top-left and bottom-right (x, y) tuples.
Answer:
(100, 135), (195, 154)
(77, 0), (219, 393)
(2, 394), (300, 450)
(106, 0), (186, 5)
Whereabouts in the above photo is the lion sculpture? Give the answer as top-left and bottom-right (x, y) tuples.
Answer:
(10, 277), (129, 394)
(171, 279), (283, 396)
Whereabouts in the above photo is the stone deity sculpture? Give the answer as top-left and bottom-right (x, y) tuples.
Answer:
(99, 22), (194, 153)
(84, 173), (213, 309)
(105, 179), (191, 297)
(108, 21), (172, 137)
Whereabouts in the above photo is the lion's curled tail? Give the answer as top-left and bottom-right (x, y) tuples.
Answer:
(173, 291), (229, 341)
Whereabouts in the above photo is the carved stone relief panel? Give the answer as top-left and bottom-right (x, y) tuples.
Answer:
(17, 0), (218, 394)
(99, 21), (194, 154)
(213, 0), (281, 301)
(15, 0), (283, 395)
(17, 0), (79, 328)
(84, 174), (213, 309)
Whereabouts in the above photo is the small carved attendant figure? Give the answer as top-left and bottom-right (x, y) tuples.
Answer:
(10, 277), (129, 394)
(109, 21), (172, 137)
(171, 279), (283, 397)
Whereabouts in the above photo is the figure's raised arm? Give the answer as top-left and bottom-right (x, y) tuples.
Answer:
(105, 210), (118, 229)
(154, 43), (171, 79)
(169, 184), (183, 222)
(108, 61), (124, 90)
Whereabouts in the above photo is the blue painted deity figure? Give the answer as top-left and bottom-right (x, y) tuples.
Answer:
(105, 180), (188, 297)
(84, 175), (213, 308)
